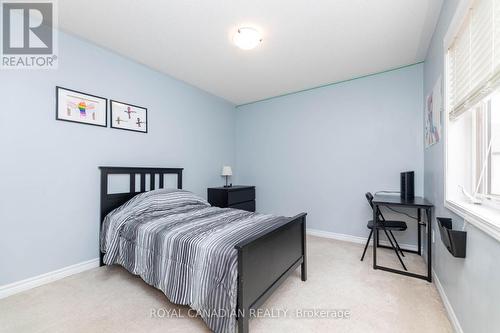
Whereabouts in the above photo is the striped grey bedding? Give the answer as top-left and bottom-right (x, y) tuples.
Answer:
(101, 189), (286, 333)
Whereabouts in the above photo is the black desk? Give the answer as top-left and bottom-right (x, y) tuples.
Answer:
(372, 194), (434, 282)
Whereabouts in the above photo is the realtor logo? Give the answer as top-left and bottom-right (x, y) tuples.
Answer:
(1, 0), (58, 68)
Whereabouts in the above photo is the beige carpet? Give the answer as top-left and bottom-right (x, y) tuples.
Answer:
(0, 236), (452, 333)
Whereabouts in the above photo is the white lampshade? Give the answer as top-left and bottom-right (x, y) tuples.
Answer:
(221, 166), (233, 176)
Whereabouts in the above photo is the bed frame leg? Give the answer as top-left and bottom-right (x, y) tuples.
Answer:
(238, 309), (249, 333)
(301, 215), (307, 281)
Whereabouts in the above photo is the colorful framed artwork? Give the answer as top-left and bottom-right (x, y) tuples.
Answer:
(110, 100), (148, 133)
(425, 76), (442, 148)
(56, 86), (107, 127)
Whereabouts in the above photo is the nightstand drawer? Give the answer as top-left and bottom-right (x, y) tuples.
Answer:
(228, 188), (255, 205)
(229, 200), (255, 212)
(207, 185), (256, 211)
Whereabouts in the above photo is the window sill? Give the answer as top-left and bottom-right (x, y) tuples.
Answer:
(445, 199), (500, 242)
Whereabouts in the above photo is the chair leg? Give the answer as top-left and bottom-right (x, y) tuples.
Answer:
(382, 228), (407, 271)
(360, 230), (373, 261)
(389, 230), (405, 257)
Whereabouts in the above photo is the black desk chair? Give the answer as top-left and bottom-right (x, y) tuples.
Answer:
(360, 192), (408, 271)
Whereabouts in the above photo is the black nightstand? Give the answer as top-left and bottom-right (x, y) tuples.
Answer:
(207, 186), (255, 212)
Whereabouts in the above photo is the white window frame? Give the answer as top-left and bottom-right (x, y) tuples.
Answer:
(443, 0), (500, 242)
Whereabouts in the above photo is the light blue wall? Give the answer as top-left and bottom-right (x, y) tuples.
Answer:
(4, 10), (498, 332)
(424, 1), (500, 332)
(235, 64), (424, 246)
(0, 32), (235, 285)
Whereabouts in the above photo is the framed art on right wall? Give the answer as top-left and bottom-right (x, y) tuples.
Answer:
(110, 100), (148, 133)
(424, 77), (442, 148)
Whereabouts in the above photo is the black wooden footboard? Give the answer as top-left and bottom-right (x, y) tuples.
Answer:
(235, 213), (307, 333)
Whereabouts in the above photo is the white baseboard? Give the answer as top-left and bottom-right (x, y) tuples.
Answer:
(0, 258), (100, 299)
(307, 228), (419, 252)
(433, 270), (463, 333)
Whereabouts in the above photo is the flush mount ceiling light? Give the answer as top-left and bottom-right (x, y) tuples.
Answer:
(233, 27), (262, 50)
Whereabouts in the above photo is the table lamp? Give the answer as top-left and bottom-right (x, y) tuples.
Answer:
(221, 166), (232, 187)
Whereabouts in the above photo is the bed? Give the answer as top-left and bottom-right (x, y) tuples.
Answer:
(99, 167), (307, 333)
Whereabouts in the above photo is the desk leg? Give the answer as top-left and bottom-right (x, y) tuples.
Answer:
(373, 204), (378, 269)
(426, 208), (432, 282)
(417, 209), (421, 256)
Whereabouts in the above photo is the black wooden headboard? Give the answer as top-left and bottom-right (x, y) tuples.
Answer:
(99, 166), (183, 220)
(99, 166), (183, 265)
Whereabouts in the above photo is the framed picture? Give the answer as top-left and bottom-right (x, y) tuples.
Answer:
(56, 86), (107, 127)
(110, 100), (148, 133)
(425, 76), (442, 148)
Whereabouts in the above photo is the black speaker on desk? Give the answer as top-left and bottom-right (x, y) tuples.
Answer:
(400, 171), (415, 200)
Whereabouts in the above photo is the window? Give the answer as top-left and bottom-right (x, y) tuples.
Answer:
(445, 0), (500, 239)
(473, 92), (500, 199)
(490, 98), (500, 195)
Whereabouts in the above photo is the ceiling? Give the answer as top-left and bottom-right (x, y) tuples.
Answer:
(58, 0), (443, 105)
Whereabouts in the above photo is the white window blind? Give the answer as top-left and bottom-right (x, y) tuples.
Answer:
(447, 0), (500, 119)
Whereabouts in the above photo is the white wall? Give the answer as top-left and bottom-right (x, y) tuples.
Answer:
(0, 32), (235, 285)
(234, 64), (424, 245)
